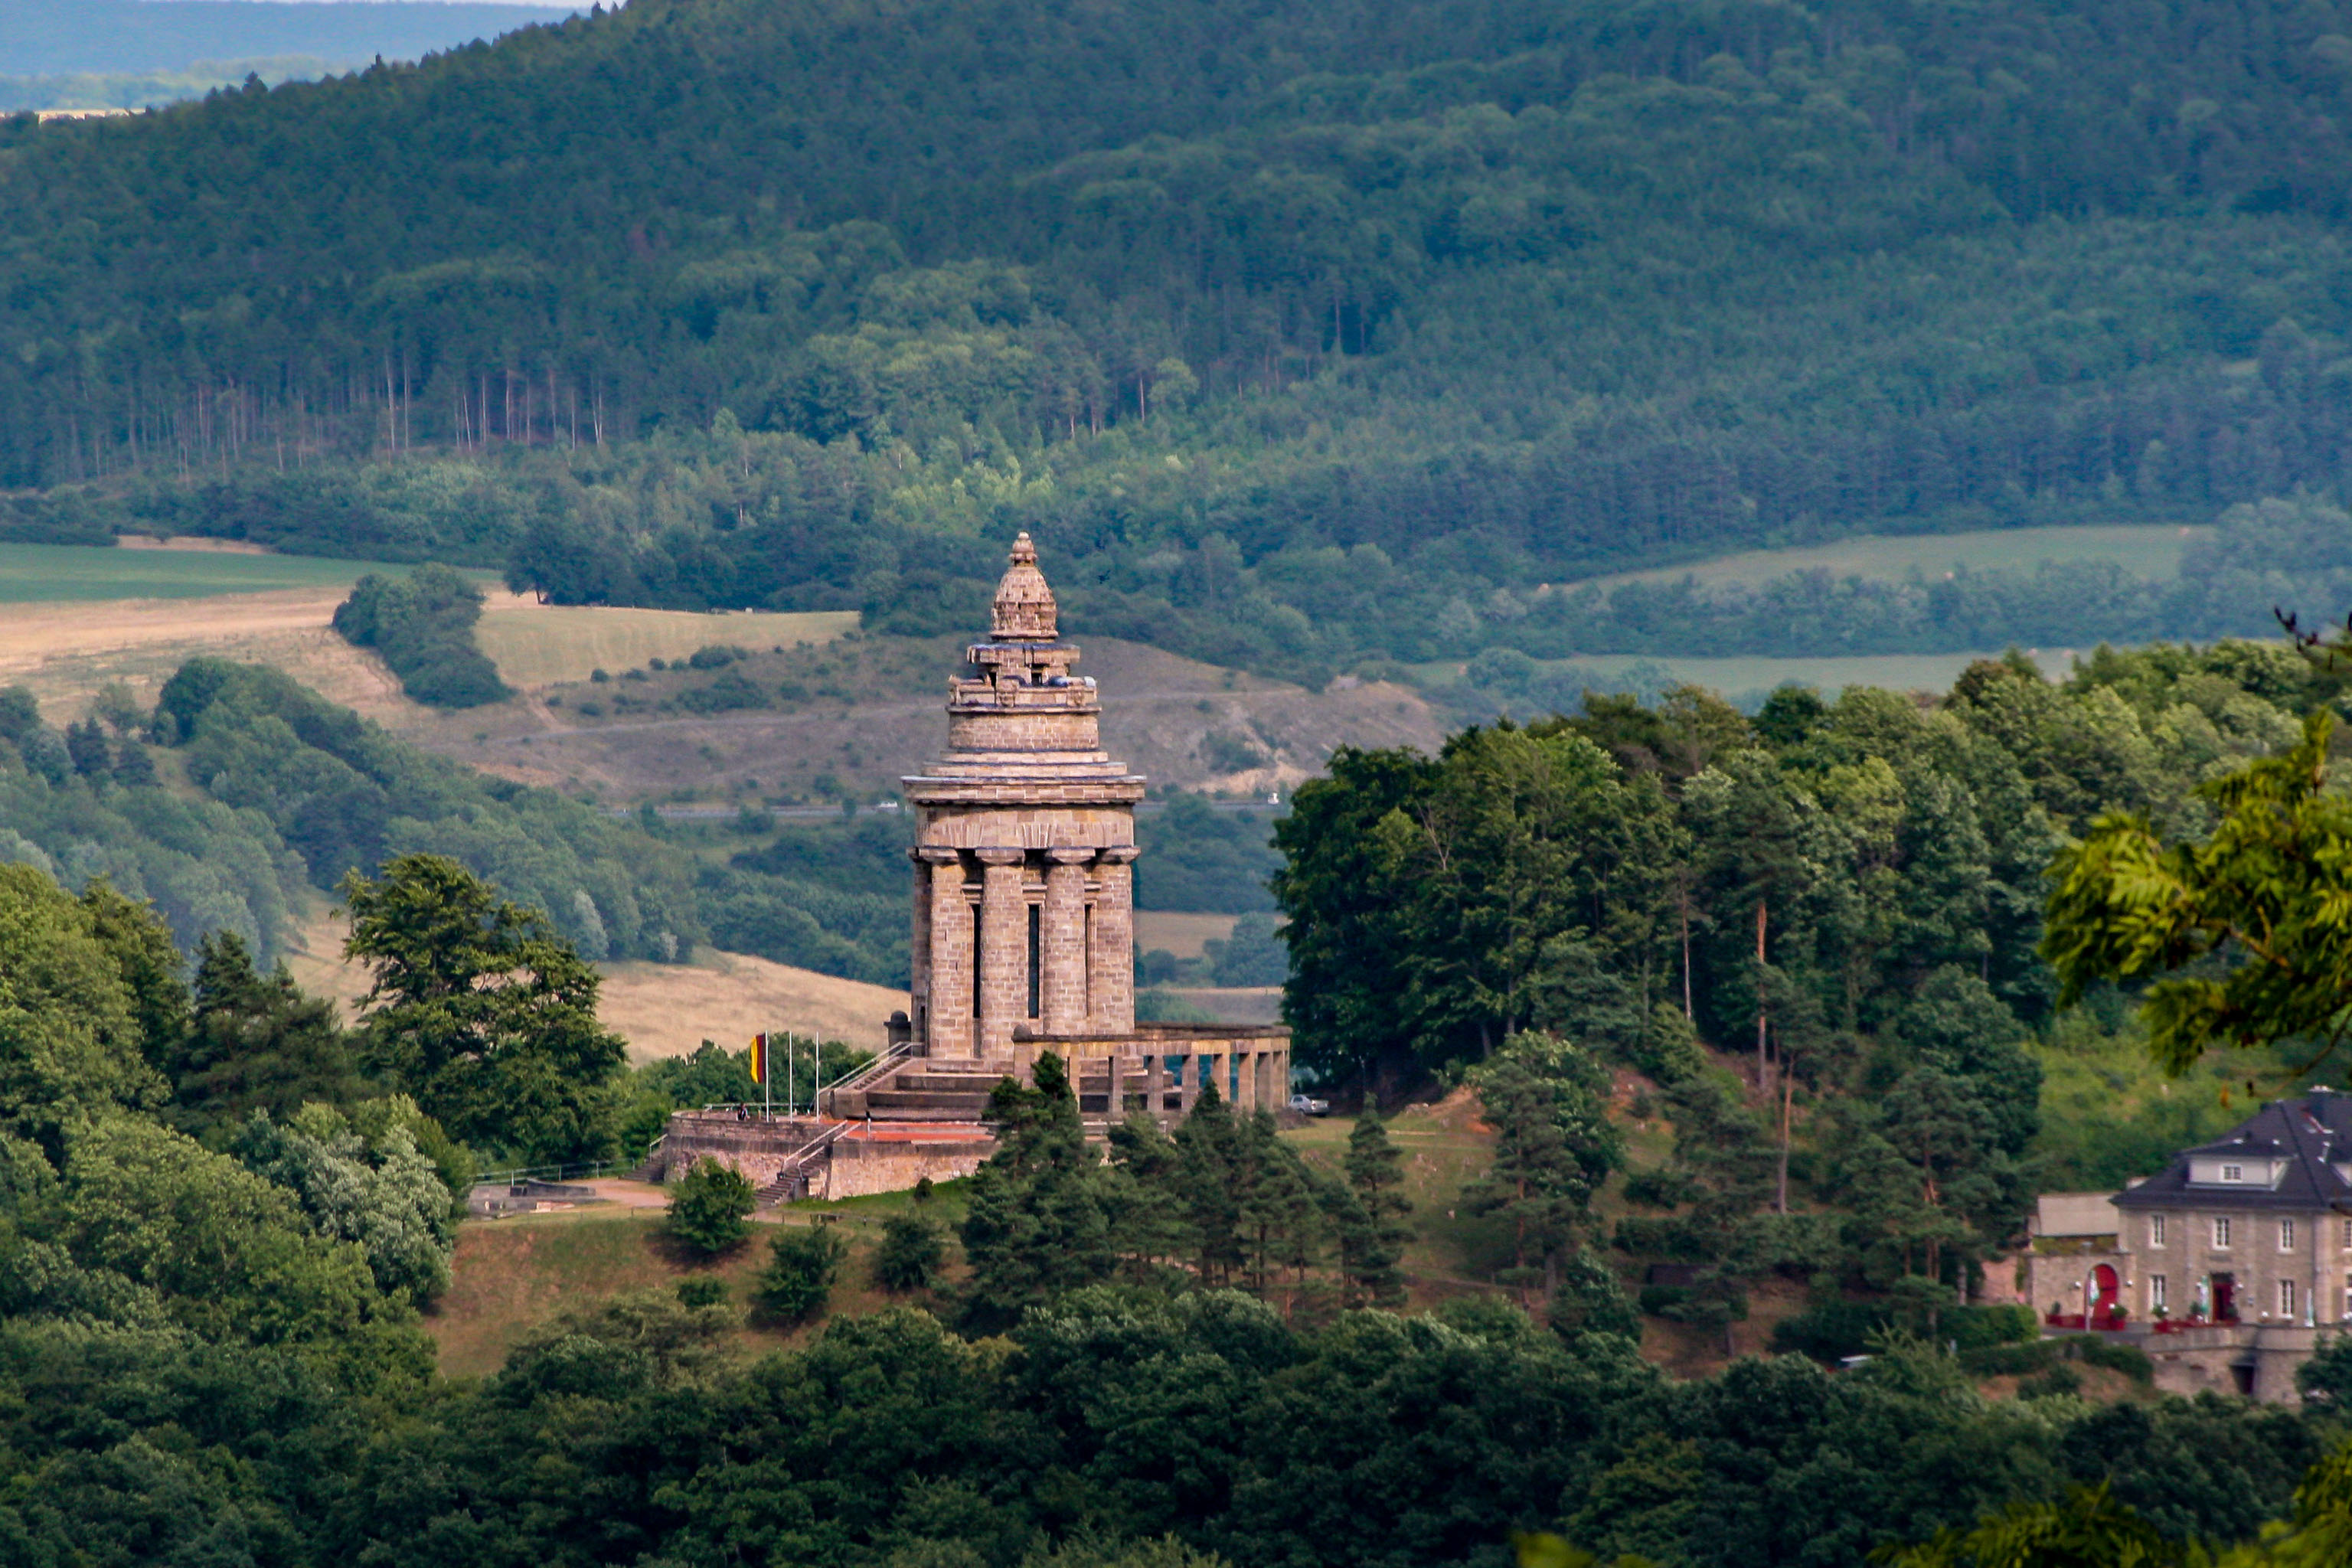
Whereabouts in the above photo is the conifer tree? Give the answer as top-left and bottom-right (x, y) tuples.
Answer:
(958, 1051), (1117, 1330)
(1465, 1032), (1621, 1296)
(1338, 1106), (1411, 1308)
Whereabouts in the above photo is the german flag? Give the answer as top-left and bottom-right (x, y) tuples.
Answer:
(749, 1032), (769, 1086)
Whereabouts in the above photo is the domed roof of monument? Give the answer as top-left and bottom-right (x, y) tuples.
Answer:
(991, 532), (1059, 640)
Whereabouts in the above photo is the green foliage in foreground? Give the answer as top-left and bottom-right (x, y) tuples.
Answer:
(4, 1277), (2341, 1568)
(2047, 708), (2352, 1075)
(4, 837), (2351, 1568)
(1872, 1437), (2352, 1565)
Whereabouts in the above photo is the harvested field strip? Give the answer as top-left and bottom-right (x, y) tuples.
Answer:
(1134, 910), (1239, 959)
(474, 603), (857, 687)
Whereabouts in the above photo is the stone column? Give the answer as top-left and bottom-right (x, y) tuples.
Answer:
(1089, 845), (1138, 1034)
(921, 848), (972, 1055)
(1252, 1050), (1270, 1111)
(975, 848), (1027, 1055)
(1177, 1054), (1198, 1114)
(908, 848), (933, 1041)
(1041, 848), (1092, 1035)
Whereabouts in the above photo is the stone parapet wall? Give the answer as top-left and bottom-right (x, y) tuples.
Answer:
(655, 1110), (993, 1200)
(2135, 1323), (2324, 1403)
(654, 1113), (827, 1187)
(822, 1135), (995, 1200)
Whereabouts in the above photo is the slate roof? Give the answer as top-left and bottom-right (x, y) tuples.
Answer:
(2114, 1089), (2352, 1213)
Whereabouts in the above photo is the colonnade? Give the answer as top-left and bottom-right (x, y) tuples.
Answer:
(1070, 1046), (1291, 1120)
(912, 843), (1136, 1055)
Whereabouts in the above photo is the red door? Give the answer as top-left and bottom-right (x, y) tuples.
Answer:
(2212, 1273), (2237, 1322)
(2092, 1263), (2121, 1326)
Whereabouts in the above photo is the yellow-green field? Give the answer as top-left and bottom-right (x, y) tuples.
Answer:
(0, 540), (431, 601)
(1565, 521), (2209, 595)
(474, 603), (858, 687)
(1134, 910), (1240, 959)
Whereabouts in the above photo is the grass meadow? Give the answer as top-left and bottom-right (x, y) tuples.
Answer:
(1565, 521), (2207, 595)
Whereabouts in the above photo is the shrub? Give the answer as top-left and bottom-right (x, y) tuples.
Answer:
(332, 563), (510, 710)
(676, 1277), (730, 1308)
(667, 1158), (756, 1257)
(2018, 1363), (2082, 1400)
(2075, 1334), (2154, 1384)
(758, 1223), (847, 1323)
(1949, 1302), (2040, 1351)
(1772, 1300), (1896, 1361)
(675, 670), (772, 713)
(871, 1210), (946, 1293)
(1959, 1340), (2056, 1377)
(688, 644), (747, 669)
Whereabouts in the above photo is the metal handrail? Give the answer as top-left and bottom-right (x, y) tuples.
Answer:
(822, 1037), (916, 1108)
(757, 1119), (857, 1203)
(471, 1155), (644, 1187)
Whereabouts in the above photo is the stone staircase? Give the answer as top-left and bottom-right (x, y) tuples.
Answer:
(854, 1060), (1016, 1122)
(839, 1052), (1178, 1125)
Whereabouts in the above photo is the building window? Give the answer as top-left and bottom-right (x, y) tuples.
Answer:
(2342, 1217), (2351, 1250)
(2282, 1279), (2298, 1319)
(2213, 1217), (2233, 1249)
(2150, 1214), (2166, 1247)
(2222, 1163), (2243, 1181)
(1027, 903), (1041, 1020)
(2149, 1274), (2167, 1314)
(2284, 1219), (2299, 1252)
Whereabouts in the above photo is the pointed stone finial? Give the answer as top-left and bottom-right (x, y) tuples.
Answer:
(991, 531), (1058, 640)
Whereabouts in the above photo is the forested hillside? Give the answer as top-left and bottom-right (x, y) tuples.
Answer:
(11, 0), (2352, 676)
(0, 659), (914, 982)
(7, 844), (2352, 1568)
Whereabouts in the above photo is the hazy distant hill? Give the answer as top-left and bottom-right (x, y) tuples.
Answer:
(8, 0), (2352, 675)
(0, 0), (572, 77)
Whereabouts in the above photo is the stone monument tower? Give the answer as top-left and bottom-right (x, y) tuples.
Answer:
(652, 534), (1290, 1195)
(903, 533), (1145, 1056)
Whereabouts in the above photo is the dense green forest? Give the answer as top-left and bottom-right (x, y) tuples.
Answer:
(10, 0), (2352, 675)
(1274, 636), (2344, 1328)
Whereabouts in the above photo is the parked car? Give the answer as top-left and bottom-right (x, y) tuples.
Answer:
(1288, 1093), (1331, 1116)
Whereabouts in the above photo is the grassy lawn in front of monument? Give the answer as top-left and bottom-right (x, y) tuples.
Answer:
(426, 1196), (960, 1377)
(1284, 1092), (1515, 1307)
